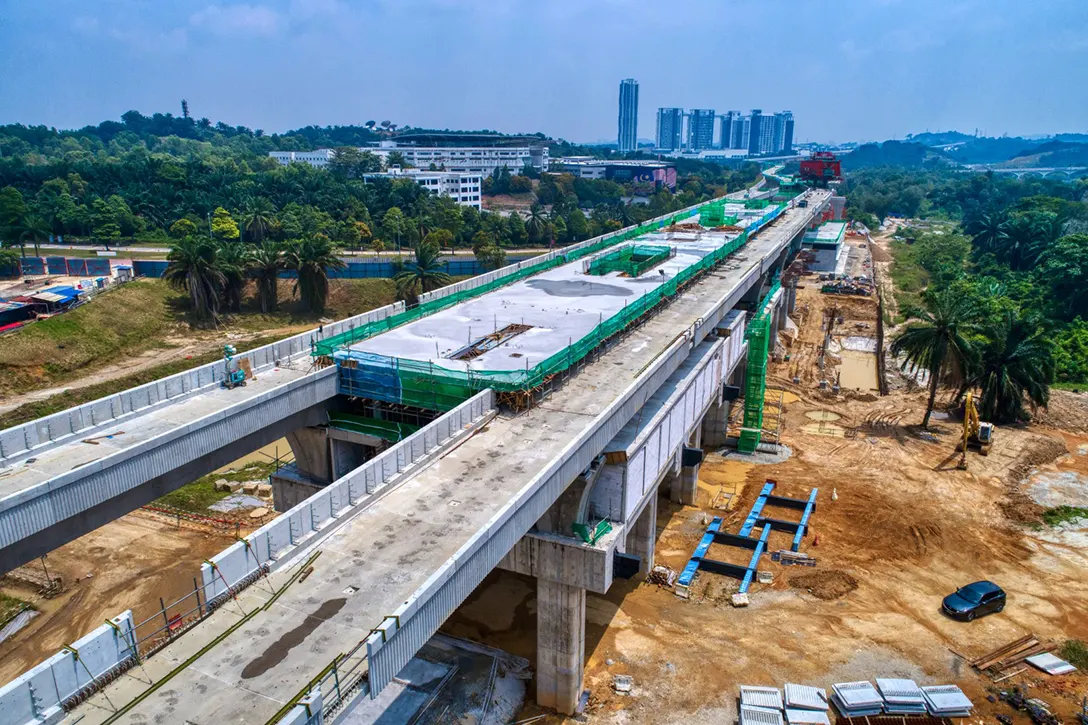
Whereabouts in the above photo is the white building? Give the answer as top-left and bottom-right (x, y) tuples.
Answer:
(270, 144), (547, 178)
(362, 168), (483, 210)
(268, 149), (336, 168)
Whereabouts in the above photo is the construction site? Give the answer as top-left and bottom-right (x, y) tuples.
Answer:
(0, 175), (1086, 725)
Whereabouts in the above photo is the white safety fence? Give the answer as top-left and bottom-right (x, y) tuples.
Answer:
(0, 611), (136, 725)
(0, 302), (406, 466)
(201, 389), (496, 603)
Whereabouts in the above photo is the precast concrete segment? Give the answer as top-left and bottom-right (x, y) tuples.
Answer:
(62, 195), (830, 725)
(0, 366), (336, 570)
(535, 579), (587, 715)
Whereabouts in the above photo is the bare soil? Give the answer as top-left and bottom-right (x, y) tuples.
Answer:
(0, 514), (238, 682)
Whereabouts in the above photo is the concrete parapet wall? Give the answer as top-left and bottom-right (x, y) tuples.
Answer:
(0, 610), (135, 725)
(0, 303), (405, 467)
(201, 390), (497, 602)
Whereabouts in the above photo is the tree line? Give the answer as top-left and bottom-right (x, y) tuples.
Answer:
(845, 168), (1088, 423)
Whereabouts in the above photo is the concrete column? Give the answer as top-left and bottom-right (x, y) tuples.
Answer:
(702, 398), (729, 448)
(688, 424), (702, 450)
(732, 358), (748, 388)
(286, 427), (332, 484)
(626, 496), (658, 577)
(671, 462), (700, 506)
(787, 282), (798, 314)
(536, 579), (586, 715)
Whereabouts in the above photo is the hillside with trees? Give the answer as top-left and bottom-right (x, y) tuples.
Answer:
(843, 167), (1088, 417)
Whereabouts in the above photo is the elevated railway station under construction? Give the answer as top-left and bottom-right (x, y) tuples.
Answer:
(0, 185), (832, 725)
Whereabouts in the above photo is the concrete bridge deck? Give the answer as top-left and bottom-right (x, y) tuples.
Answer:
(64, 192), (828, 724)
(0, 364), (337, 570)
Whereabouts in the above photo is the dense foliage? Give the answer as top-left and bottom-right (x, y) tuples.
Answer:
(0, 109), (762, 318)
(849, 167), (1088, 419)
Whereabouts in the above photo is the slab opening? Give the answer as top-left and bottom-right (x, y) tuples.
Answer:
(449, 323), (533, 361)
(586, 244), (675, 278)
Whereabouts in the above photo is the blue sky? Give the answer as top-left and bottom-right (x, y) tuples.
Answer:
(1, 0), (1086, 143)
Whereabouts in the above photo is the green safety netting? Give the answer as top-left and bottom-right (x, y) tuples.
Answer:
(337, 202), (787, 411)
(326, 412), (421, 442)
(313, 209), (707, 357)
(737, 278), (781, 453)
(586, 244), (672, 278)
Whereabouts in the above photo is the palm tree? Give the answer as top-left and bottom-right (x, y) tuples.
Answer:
(248, 241), (285, 313)
(285, 235), (345, 313)
(241, 200), (276, 243)
(393, 241), (452, 305)
(216, 241), (248, 312)
(963, 211), (1007, 256)
(966, 309), (1052, 424)
(164, 236), (224, 321)
(997, 213), (1050, 270)
(891, 291), (978, 428)
(526, 203), (547, 244)
(17, 214), (51, 257)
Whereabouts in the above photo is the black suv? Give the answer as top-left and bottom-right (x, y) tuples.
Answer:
(942, 581), (1006, 621)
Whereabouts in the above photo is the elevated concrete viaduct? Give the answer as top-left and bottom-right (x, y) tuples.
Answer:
(0, 186), (829, 724)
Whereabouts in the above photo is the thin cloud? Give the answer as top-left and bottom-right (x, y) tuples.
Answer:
(190, 4), (282, 37)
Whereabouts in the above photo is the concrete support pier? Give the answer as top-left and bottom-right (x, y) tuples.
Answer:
(702, 398), (729, 448)
(625, 496), (658, 577)
(536, 578), (586, 715)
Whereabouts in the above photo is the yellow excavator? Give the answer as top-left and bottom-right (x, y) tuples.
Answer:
(957, 392), (995, 469)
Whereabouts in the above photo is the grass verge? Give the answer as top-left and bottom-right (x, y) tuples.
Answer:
(1058, 639), (1088, 669)
(0, 592), (34, 625)
(155, 460), (280, 513)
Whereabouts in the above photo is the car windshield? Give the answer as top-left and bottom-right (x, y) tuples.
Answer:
(956, 585), (985, 603)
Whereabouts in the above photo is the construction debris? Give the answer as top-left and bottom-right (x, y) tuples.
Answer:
(647, 565), (676, 588)
(967, 633), (1056, 676)
(1024, 652), (1077, 675)
(771, 550), (817, 567)
(612, 674), (633, 695)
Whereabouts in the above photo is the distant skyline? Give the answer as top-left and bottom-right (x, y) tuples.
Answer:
(1, 0), (1086, 144)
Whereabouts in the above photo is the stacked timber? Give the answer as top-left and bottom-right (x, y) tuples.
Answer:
(969, 634), (1056, 676)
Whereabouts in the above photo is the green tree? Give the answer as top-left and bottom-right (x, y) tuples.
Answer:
(393, 239), (452, 304)
(216, 241), (248, 312)
(1053, 318), (1088, 383)
(422, 228), (454, 252)
(526, 203), (548, 244)
(1036, 234), (1088, 320)
(0, 245), (20, 277)
(285, 235), (345, 313)
(471, 230), (496, 255)
(170, 218), (199, 239)
(381, 206), (408, 251)
(475, 243), (507, 271)
(164, 236), (225, 320)
(211, 206), (240, 241)
(241, 200), (276, 243)
(384, 151), (409, 169)
(90, 198), (122, 248)
(17, 214), (51, 256)
(891, 291), (978, 427)
(507, 213), (528, 245)
(966, 309), (1052, 423)
(247, 241), (286, 313)
(567, 209), (589, 241)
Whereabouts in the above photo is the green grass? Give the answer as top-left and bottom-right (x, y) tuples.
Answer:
(887, 239), (928, 321)
(0, 277), (399, 399)
(1059, 639), (1088, 670)
(0, 592), (33, 625)
(32, 247), (168, 259)
(155, 460), (280, 513)
(1052, 381), (1088, 392)
(1041, 506), (1088, 527)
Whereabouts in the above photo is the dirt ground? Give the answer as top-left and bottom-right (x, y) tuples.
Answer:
(443, 230), (1088, 724)
(0, 513), (240, 683)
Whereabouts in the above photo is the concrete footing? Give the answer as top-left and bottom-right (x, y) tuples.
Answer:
(536, 578), (586, 716)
